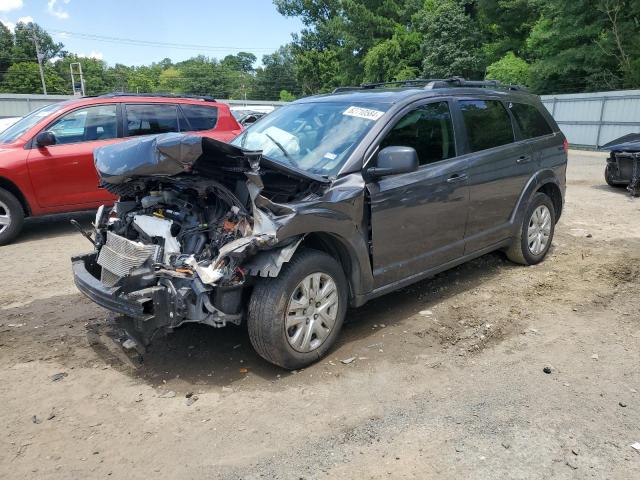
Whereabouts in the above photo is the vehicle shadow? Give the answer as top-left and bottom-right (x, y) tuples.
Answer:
(102, 250), (515, 389)
(12, 211), (95, 244)
(590, 184), (633, 196)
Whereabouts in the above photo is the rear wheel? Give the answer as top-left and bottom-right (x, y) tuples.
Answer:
(506, 192), (555, 265)
(247, 249), (347, 369)
(0, 188), (24, 246)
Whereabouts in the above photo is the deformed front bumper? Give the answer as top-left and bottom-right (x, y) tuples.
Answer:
(72, 253), (149, 318)
(72, 252), (174, 346)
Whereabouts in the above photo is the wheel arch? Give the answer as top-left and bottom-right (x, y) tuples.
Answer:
(299, 231), (366, 307)
(0, 176), (31, 216)
(536, 181), (563, 221)
(511, 171), (563, 229)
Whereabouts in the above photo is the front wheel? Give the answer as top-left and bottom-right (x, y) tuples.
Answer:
(0, 188), (24, 246)
(247, 249), (347, 369)
(506, 192), (556, 265)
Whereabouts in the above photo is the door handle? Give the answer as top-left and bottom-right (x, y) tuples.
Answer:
(446, 173), (468, 183)
(517, 155), (532, 164)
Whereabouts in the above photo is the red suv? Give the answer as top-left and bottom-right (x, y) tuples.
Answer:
(0, 94), (242, 244)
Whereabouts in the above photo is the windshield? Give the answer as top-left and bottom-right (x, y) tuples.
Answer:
(231, 101), (389, 176)
(0, 102), (66, 144)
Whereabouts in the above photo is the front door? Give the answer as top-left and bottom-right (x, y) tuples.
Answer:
(367, 101), (469, 288)
(27, 104), (120, 208)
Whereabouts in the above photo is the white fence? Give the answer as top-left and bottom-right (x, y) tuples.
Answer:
(541, 90), (640, 149)
(0, 93), (285, 119)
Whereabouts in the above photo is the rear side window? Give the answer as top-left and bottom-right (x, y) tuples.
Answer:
(509, 102), (553, 139)
(380, 101), (456, 166)
(181, 104), (218, 131)
(459, 100), (514, 152)
(125, 104), (179, 137)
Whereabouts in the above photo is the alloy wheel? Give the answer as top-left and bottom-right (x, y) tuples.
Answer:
(0, 200), (11, 235)
(285, 272), (339, 353)
(527, 205), (551, 255)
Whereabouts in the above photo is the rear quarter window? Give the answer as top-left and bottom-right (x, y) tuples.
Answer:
(508, 102), (553, 139)
(459, 99), (514, 152)
(125, 104), (179, 137)
(180, 104), (218, 131)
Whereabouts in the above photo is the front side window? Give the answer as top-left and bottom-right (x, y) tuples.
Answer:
(125, 104), (179, 137)
(380, 101), (456, 165)
(459, 99), (514, 152)
(231, 101), (390, 176)
(0, 102), (66, 145)
(47, 105), (118, 145)
(509, 102), (553, 139)
(181, 104), (218, 131)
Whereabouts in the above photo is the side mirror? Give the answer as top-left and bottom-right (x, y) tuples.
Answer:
(368, 146), (419, 178)
(35, 131), (56, 147)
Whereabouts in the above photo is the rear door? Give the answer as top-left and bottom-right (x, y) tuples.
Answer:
(457, 98), (534, 253)
(507, 101), (565, 174)
(367, 100), (469, 288)
(27, 104), (120, 208)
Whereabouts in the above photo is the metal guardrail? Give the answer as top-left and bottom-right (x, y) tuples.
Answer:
(541, 90), (640, 149)
(0, 93), (286, 119)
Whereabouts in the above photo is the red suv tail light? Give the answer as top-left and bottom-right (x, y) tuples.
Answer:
(563, 138), (569, 153)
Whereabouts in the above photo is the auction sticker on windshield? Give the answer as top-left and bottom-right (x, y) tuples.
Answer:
(343, 106), (384, 121)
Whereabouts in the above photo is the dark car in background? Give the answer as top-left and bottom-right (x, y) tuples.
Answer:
(0, 94), (242, 245)
(71, 78), (567, 369)
(601, 133), (640, 196)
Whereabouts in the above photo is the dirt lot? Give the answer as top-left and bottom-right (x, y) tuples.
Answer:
(1, 151), (639, 479)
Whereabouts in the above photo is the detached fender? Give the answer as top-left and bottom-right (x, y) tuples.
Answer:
(510, 170), (564, 231)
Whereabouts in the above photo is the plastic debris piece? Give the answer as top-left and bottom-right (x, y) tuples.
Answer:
(341, 357), (356, 364)
(51, 372), (67, 382)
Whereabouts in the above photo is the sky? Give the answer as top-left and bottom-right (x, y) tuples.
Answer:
(0, 0), (304, 66)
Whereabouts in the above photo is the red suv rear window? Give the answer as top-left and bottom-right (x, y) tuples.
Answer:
(181, 104), (218, 131)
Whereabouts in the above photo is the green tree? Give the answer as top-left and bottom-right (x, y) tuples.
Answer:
(417, 0), (486, 79)
(524, 0), (640, 93)
(279, 89), (296, 101)
(1, 62), (65, 94)
(253, 45), (300, 100)
(157, 67), (183, 93)
(12, 21), (64, 63)
(221, 52), (257, 73)
(485, 51), (530, 86)
(363, 28), (422, 83)
(0, 23), (13, 83)
(276, 0), (423, 87)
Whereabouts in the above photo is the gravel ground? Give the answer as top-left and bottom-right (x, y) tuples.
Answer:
(0, 151), (639, 479)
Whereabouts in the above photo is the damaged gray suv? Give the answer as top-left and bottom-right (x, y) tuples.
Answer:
(72, 78), (567, 369)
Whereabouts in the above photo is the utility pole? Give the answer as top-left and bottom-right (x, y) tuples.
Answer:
(31, 33), (47, 95)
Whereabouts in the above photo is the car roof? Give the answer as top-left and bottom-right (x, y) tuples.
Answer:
(51, 95), (224, 109)
(294, 85), (540, 106)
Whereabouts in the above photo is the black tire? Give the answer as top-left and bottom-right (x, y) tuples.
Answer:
(506, 192), (556, 266)
(605, 164), (627, 188)
(0, 188), (24, 246)
(247, 249), (347, 369)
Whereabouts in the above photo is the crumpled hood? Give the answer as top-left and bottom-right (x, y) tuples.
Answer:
(94, 132), (329, 185)
(600, 133), (640, 152)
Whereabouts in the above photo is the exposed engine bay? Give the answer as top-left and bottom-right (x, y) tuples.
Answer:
(72, 133), (330, 347)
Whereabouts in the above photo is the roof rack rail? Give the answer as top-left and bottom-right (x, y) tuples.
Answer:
(333, 77), (527, 93)
(97, 92), (217, 102)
